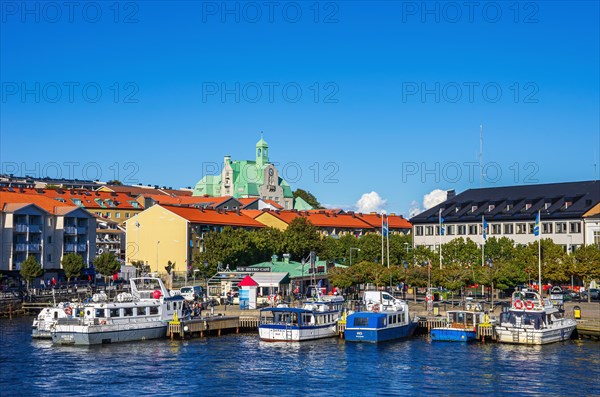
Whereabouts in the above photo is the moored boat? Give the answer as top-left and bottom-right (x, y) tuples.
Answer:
(258, 293), (344, 342)
(344, 290), (418, 343)
(494, 290), (576, 345)
(32, 302), (82, 339)
(430, 303), (487, 342)
(51, 277), (184, 345)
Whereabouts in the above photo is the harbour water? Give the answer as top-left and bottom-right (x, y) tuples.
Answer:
(1, 317), (598, 396)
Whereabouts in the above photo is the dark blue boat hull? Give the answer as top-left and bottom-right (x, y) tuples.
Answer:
(430, 328), (477, 342)
(345, 321), (417, 343)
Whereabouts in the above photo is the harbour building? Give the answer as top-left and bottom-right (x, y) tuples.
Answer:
(410, 181), (600, 251)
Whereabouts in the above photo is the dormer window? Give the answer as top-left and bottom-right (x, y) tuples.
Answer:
(455, 207), (460, 213)
(471, 205), (478, 213)
(506, 204), (513, 211)
(488, 205), (495, 212)
(545, 202), (551, 210)
(525, 203), (532, 211)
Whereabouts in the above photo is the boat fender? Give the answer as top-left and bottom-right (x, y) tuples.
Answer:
(525, 300), (535, 310)
(372, 304), (380, 313)
(513, 300), (524, 310)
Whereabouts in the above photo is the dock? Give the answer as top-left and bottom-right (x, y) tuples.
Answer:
(167, 315), (259, 339)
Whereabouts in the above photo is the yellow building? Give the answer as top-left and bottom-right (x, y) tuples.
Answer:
(125, 204), (264, 275)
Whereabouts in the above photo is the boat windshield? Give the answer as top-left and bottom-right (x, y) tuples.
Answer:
(501, 311), (544, 329)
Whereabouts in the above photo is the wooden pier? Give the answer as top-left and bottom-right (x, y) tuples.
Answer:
(167, 315), (259, 340)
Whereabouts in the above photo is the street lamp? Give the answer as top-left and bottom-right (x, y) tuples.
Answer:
(349, 247), (361, 266)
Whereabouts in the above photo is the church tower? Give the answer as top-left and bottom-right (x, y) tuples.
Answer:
(256, 132), (269, 167)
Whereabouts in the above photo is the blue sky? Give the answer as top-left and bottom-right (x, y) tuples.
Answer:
(1, 1), (599, 216)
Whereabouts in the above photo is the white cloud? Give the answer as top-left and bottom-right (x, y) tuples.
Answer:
(356, 191), (387, 213)
(408, 200), (422, 218)
(408, 189), (448, 218)
(423, 189), (448, 210)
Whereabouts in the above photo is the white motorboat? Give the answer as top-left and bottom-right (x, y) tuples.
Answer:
(259, 292), (344, 342)
(32, 302), (81, 339)
(494, 290), (577, 345)
(51, 277), (184, 345)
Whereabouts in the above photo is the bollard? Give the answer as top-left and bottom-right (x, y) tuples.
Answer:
(433, 303), (440, 317)
(573, 305), (581, 320)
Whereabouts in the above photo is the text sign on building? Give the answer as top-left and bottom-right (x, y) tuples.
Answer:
(236, 267), (271, 273)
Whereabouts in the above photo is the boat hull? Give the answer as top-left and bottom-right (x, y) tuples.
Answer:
(494, 322), (577, 345)
(430, 328), (477, 342)
(51, 323), (168, 345)
(345, 320), (417, 343)
(259, 324), (338, 342)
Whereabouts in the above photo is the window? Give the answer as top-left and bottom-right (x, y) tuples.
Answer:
(137, 307), (147, 316)
(110, 308), (120, 317)
(528, 223), (535, 234)
(516, 223), (527, 234)
(124, 308), (134, 317)
(569, 222), (581, 233)
(48, 218), (52, 227)
(525, 203), (532, 211)
(435, 226), (440, 235)
(115, 212), (121, 219)
(150, 307), (159, 315)
(471, 205), (478, 213)
(47, 236), (52, 244)
(488, 205), (495, 212)
(106, 212), (111, 219)
(594, 231), (600, 248)
(506, 204), (513, 212)
(545, 202), (551, 210)
(95, 309), (106, 318)
(415, 226), (423, 236)
(491, 224), (501, 235)
(425, 226), (434, 236)
(542, 222), (553, 234)
(126, 213), (130, 218)
(447, 225), (455, 235)
(457, 225), (466, 235)
(468, 224), (478, 235)
(504, 224), (514, 234)
(556, 222), (567, 234)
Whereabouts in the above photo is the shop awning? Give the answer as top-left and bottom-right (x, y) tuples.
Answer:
(250, 272), (290, 287)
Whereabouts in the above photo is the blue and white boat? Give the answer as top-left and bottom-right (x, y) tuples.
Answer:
(430, 304), (486, 342)
(258, 293), (344, 342)
(344, 290), (418, 343)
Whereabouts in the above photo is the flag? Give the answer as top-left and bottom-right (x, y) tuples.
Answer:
(439, 210), (445, 236)
(482, 216), (488, 241)
(533, 211), (540, 236)
(382, 216), (389, 237)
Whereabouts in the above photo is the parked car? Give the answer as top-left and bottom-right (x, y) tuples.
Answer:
(581, 289), (600, 300)
(180, 286), (203, 301)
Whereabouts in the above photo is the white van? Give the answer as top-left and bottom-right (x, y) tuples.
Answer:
(180, 286), (203, 301)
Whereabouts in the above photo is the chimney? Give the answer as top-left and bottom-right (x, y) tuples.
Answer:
(447, 189), (456, 199)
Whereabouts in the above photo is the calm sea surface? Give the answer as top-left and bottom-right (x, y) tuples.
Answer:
(1, 317), (598, 397)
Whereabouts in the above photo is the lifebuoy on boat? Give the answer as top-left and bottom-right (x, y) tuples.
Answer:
(513, 300), (524, 310)
(525, 300), (535, 310)
(372, 304), (380, 313)
(64, 306), (72, 316)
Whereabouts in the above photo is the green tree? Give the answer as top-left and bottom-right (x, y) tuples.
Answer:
(293, 189), (321, 209)
(248, 227), (284, 264)
(131, 260), (148, 276)
(62, 253), (85, 285)
(570, 245), (600, 302)
(357, 233), (384, 264)
(94, 252), (121, 284)
(20, 255), (43, 291)
(282, 218), (322, 260)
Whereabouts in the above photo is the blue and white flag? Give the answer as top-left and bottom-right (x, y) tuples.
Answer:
(439, 210), (445, 236)
(534, 211), (540, 236)
(482, 216), (488, 241)
(382, 216), (389, 237)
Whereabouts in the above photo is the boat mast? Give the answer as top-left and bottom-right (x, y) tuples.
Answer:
(538, 210), (542, 303)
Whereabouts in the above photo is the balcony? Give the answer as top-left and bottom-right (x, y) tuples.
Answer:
(15, 224), (28, 233)
(77, 226), (88, 235)
(28, 243), (41, 252)
(77, 244), (87, 252)
(65, 244), (77, 252)
(64, 226), (77, 235)
(15, 243), (27, 252)
(28, 224), (42, 233)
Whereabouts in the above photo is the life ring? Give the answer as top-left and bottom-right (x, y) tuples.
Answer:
(372, 304), (380, 313)
(64, 306), (72, 316)
(525, 300), (535, 310)
(513, 300), (524, 310)
(100, 320), (107, 325)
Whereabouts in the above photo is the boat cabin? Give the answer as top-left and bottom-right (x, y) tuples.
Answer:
(446, 310), (484, 329)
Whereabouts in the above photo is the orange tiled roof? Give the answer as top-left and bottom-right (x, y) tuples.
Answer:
(145, 195), (235, 208)
(238, 198), (259, 206)
(101, 185), (192, 196)
(301, 212), (375, 229)
(0, 190), (76, 214)
(161, 205), (265, 228)
(15, 188), (143, 210)
(356, 213), (412, 229)
(240, 209), (264, 219)
(264, 200), (284, 209)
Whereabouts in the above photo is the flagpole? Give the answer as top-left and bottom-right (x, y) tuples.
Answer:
(386, 224), (390, 269)
(439, 208), (443, 270)
(482, 215), (485, 298)
(381, 213), (385, 266)
(538, 210), (542, 301)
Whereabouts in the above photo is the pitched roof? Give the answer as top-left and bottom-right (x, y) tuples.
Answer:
(101, 185), (192, 197)
(11, 188), (143, 210)
(356, 213), (412, 229)
(264, 200), (284, 209)
(0, 190), (77, 214)
(238, 275), (259, 287)
(144, 194), (236, 208)
(160, 205), (265, 228)
(410, 180), (600, 224)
